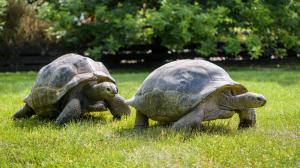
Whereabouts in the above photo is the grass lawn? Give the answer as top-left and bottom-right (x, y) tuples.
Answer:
(0, 63), (299, 167)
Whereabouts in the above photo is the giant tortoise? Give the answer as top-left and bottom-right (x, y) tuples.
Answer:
(13, 53), (130, 124)
(127, 59), (266, 129)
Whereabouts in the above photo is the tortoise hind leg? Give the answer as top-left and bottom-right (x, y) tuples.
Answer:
(172, 107), (204, 130)
(12, 104), (35, 120)
(55, 99), (82, 125)
(134, 110), (149, 128)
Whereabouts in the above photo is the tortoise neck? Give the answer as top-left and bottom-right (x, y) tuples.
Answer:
(220, 94), (243, 110)
(223, 93), (252, 110)
(84, 83), (103, 101)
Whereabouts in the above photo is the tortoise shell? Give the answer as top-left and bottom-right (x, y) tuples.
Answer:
(132, 59), (248, 121)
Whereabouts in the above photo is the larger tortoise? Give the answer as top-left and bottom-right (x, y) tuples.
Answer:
(127, 59), (266, 129)
(13, 53), (130, 124)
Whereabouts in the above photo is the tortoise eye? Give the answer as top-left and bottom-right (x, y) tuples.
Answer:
(107, 88), (111, 91)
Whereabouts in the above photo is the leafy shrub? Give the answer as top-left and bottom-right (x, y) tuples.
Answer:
(37, 1), (147, 58)
(0, 0), (7, 36)
(33, 0), (300, 59)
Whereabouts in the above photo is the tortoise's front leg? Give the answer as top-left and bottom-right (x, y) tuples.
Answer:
(87, 101), (107, 112)
(55, 99), (81, 125)
(238, 108), (256, 129)
(12, 104), (35, 120)
(107, 94), (131, 119)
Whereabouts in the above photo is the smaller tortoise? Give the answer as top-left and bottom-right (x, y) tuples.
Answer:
(13, 53), (130, 125)
(127, 59), (267, 129)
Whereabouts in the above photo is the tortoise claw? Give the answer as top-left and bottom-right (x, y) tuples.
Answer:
(238, 119), (256, 129)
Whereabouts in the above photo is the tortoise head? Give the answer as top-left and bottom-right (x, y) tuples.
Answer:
(89, 82), (118, 100)
(86, 82), (130, 118)
(234, 92), (267, 108)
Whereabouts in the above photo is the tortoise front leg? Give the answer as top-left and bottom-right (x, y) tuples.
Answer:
(12, 104), (35, 120)
(87, 101), (107, 112)
(134, 110), (149, 128)
(107, 94), (131, 119)
(238, 108), (256, 129)
(55, 99), (82, 125)
(172, 107), (204, 130)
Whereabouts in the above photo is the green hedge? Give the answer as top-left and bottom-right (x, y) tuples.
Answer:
(3, 0), (300, 59)
(0, 0), (7, 35)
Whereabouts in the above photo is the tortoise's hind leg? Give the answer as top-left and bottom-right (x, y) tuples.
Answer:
(172, 107), (204, 130)
(134, 110), (149, 128)
(55, 99), (82, 125)
(12, 104), (35, 120)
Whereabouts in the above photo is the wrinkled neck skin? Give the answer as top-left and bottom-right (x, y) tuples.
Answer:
(220, 93), (253, 111)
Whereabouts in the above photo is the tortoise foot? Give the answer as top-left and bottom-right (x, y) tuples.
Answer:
(238, 119), (255, 129)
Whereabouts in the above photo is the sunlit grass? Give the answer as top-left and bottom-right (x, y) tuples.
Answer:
(0, 64), (299, 167)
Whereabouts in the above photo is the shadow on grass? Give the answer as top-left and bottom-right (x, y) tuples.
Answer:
(115, 122), (236, 141)
(12, 113), (109, 130)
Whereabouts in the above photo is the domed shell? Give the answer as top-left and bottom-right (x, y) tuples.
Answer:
(132, 59), (247, 122)
(24, 53), (115, 115)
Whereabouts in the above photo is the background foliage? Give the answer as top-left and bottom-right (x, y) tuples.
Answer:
(0, 0), (49, 57)
(0, 0), (7, 36)
(1, 0), (300, 59)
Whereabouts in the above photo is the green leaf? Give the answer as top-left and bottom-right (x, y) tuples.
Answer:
(245, 34), (262, 59)
(196, 39), (218, 57)
(224, 37), (241, 56)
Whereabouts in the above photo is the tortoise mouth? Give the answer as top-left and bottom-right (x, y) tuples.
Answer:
(261, 99), (267, 106)
(258, 97), (267, 107)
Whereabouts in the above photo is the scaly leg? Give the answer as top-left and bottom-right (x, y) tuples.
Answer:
(238, 108), (256, 129)
(12, 104), (35, 120)
(107, 94), (131, 119)
(87, 101), (107, 112)
(172, 107), (204, 130)
(55, 99), (81, 125)
(134, 110), (149, 128)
